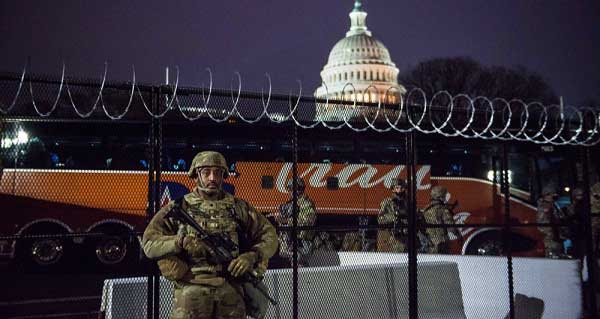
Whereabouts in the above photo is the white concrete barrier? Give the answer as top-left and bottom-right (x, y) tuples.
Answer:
(264, 262), (465, 319)
(100, 276), (174, 319)
(100, 261), (466, 319)
(339, 252), (582, 319)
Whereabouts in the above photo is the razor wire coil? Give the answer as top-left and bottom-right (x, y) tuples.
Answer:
(0, 64), (598, 146)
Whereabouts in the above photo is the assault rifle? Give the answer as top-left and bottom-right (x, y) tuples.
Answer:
(165, 198), (277, 305)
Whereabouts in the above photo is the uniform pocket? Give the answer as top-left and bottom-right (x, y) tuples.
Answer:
(172, 285), (213, 318)
(158, 256), (190, 281)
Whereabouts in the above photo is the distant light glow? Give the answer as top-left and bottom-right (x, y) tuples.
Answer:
(487, 170), (512, 184)
(17, 129), (29, 144)
(1, 130), (30, 148)
(1, 138), (12, 148)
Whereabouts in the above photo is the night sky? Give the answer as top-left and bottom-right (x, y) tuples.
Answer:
(1, 0), (599, 105)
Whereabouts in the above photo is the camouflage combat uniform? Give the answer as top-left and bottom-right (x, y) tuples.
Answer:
(421, 186), (460, 254)
(565, 188), (583, 221)
(564, 188), (584, 257)
(536, 198), (563, 257)
(377, 179), (408, 253)
(536, 184), (565, 258)
(277, 192), (317, 266)
(142, 152), (277, 319)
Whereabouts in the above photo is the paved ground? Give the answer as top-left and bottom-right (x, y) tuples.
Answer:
(0, 262), (154, 319)
(0, 273), (103, 318)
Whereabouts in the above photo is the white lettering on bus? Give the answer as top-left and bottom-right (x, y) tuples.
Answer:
(453, 212), (474, 237)
(276, 163), (431, 193)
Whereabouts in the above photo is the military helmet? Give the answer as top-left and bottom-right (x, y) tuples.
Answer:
(431, 185), (447, 200)
(592, 182), (600, 195)
(188, 151), (228, 178)
(389, 178), (407, 189)
(286, 177), (306, 190)
(541, 183), (558, 196)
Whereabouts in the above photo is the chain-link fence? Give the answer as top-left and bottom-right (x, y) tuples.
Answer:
(1, 72), (599, 319)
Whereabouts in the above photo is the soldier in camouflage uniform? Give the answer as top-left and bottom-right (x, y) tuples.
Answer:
(276, 178), (317, 266)
(591, 183), (600, 253)
(142, 151), (278, 319)
(421, 185), (461, 254)
(377, 178), (409, 252)
(536, 183), (565, 258)
(565, 188), (585, 257)
(567, 188), (585, 217)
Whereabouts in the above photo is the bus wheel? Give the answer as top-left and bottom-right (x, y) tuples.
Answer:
(30, 238), (64, 265)
(95, 235), (128, 265)
(88, 226), (139, 272)
(16, 231), (70, 271)
(465, 232), (504, 255)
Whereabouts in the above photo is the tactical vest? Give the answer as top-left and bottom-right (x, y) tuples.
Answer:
(422, 201), (450, 245)
(181, 192), (241, 266)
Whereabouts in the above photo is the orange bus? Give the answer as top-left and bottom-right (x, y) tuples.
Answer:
(3, 118), (576, 271)
(0, 160), (542, 271)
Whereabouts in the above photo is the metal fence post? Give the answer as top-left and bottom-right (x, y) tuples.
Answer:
(145, 85), (156, 319)
(501, 143), (515, 319)
(406, 131), (418, 319)
(581, 147), (598, 317)
(152, 86), (163, 319)
(145, 85), (162, 319)
(291, 117), (299, 319)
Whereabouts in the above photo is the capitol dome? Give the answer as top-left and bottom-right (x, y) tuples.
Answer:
(326, 35), (394, 70)
(314, 1), (405, 121)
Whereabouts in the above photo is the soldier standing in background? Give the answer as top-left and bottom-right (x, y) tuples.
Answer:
(536, 184), (565, 258)
(142, 151), (277, 319)
(564, 188), (585, 258)
(276, 177), (317, 267)
(421, 185), (461, 254)
(378, 178), (408, 252)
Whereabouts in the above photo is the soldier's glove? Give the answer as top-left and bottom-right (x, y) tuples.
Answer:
(228, 252), (257, 278)
(176, 235), (194, 250)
